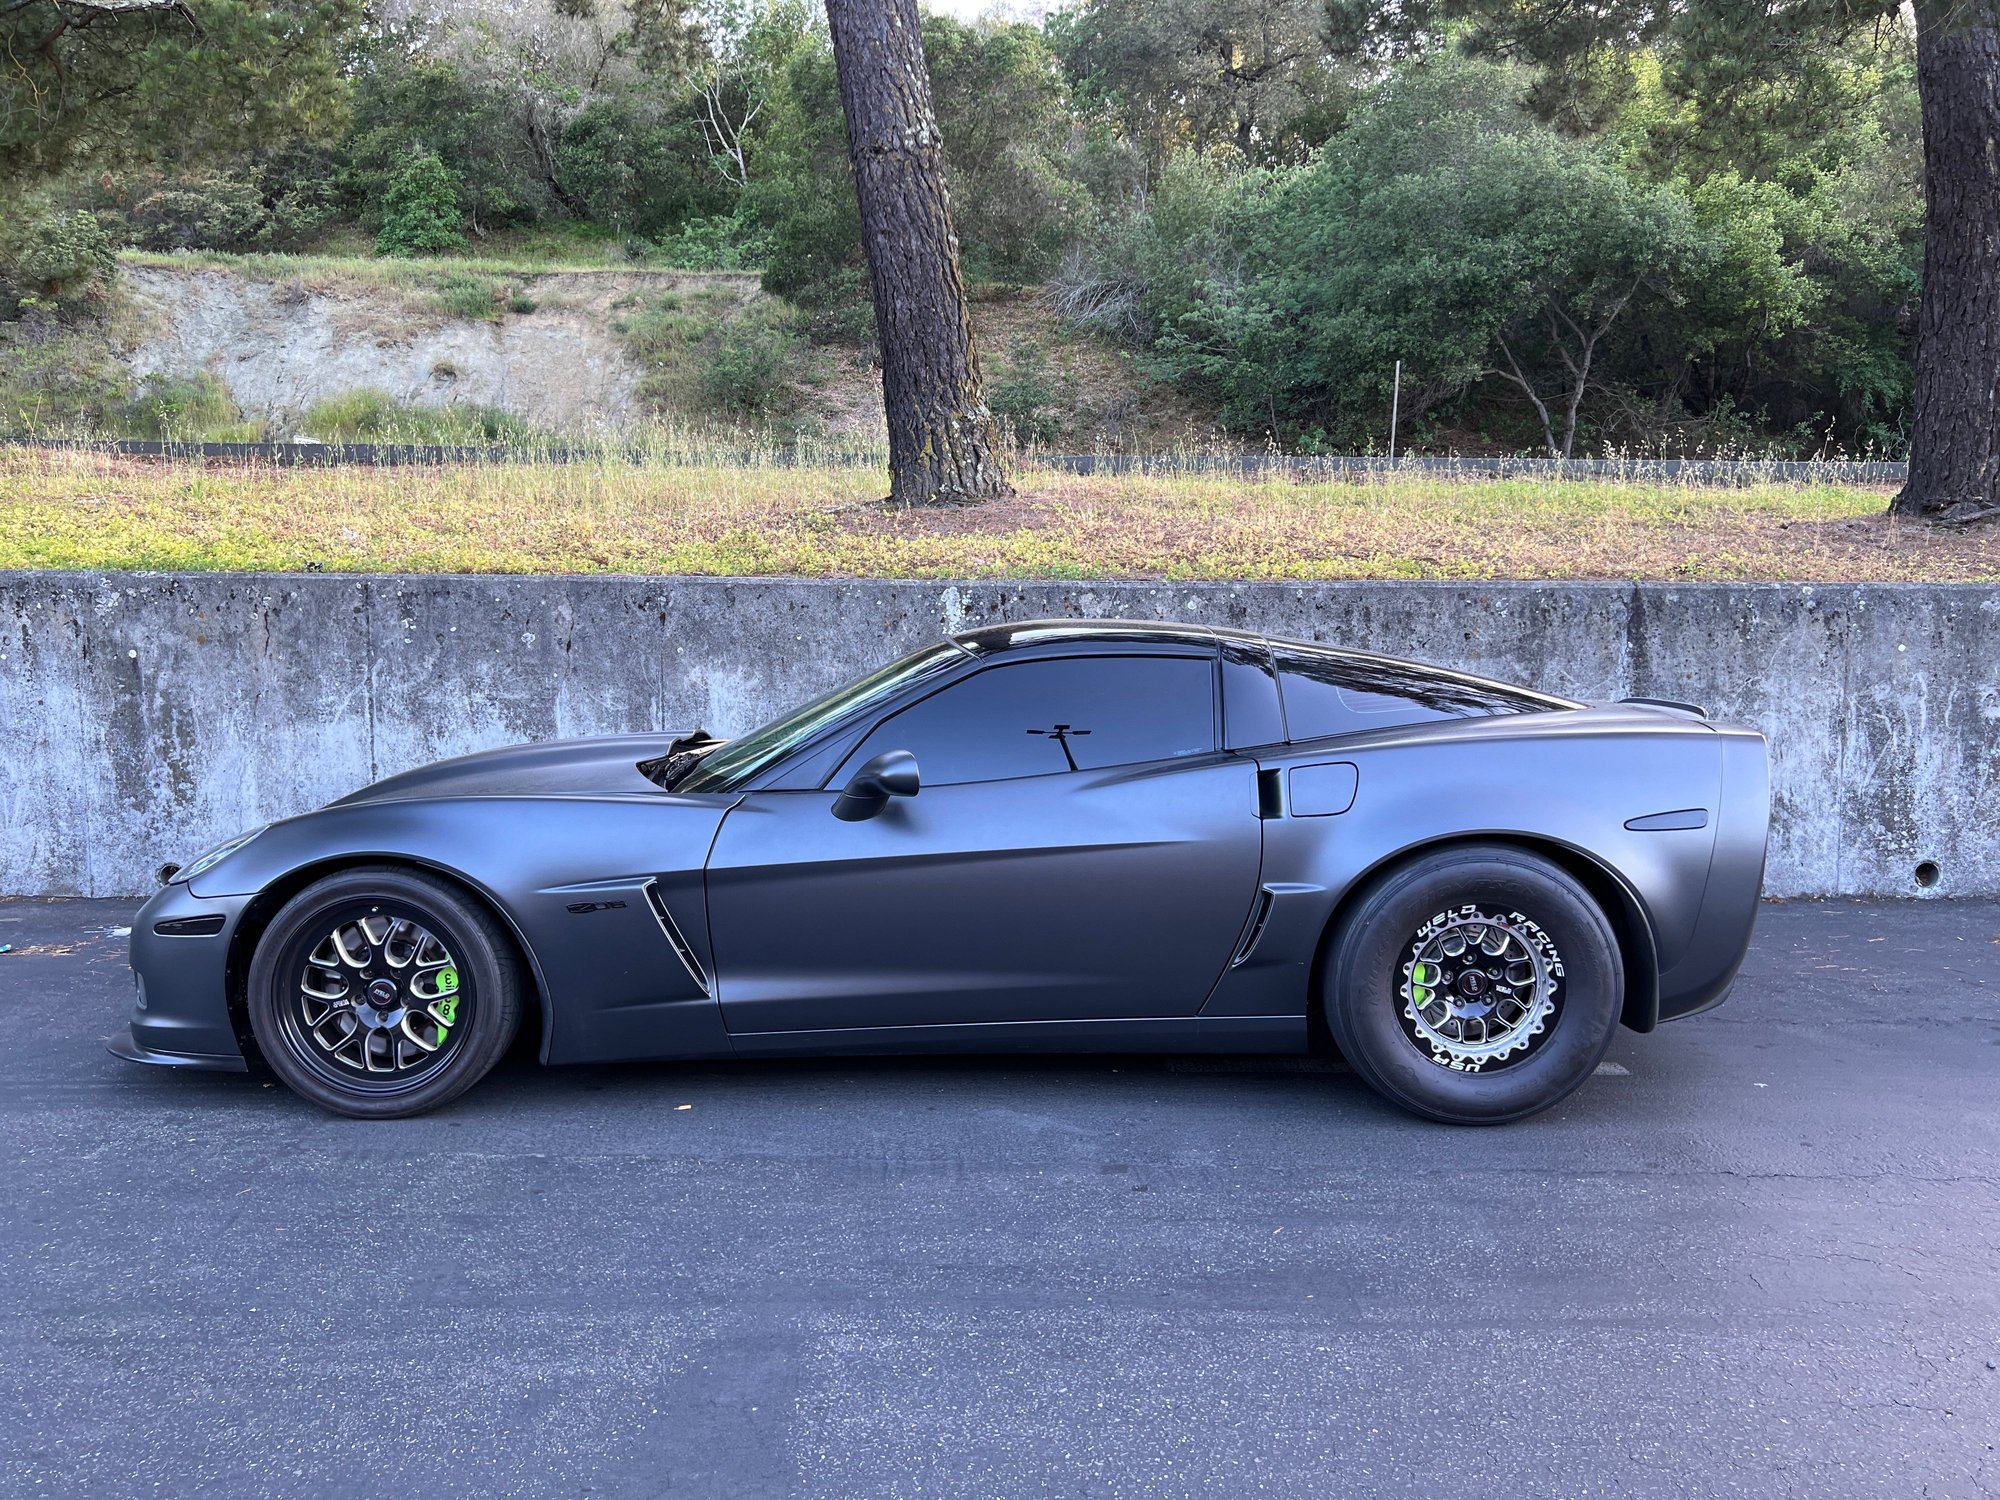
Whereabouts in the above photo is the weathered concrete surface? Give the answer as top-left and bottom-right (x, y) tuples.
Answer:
(1, 574), (1994, 897)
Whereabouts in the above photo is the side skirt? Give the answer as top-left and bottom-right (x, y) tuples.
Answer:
(727, 1015), (1310, 1059)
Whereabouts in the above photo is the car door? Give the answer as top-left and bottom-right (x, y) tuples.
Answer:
(703, 652), (1265, 1035)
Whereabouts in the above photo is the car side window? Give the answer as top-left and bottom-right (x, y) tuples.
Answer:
(836, 655), (1217, 787)
(1273, 644), (1540, 741)
(1220, 638), (1286, 749)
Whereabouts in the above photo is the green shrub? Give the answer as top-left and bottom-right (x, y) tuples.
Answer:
(427, 272), (498, 319)
(921, 14), (1088, 282)
(1045, 151), (1239, 342)
(653, 213), (770, 272)
(0, 209), (117, 316)
(0, 320), (133, 436)
(301, 389), (536, 443)
(1093, 58), (1811, 453)
(124, 175), (266, 252)
(741, 40), (876, 342)
(704, 312), (802, 419)
(623, 290), (812, 423)
(553, 100), (725, 238)
(989, 340), (1064, 446)
(342, 62), (543, 235)
(375, 151), (466, 258)
(120, 371), (257, 440)
(110, 166), (335, 254)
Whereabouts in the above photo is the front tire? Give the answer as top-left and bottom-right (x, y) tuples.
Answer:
(1324, 845), (1622, 1125)
(247, 866), (524, 1119)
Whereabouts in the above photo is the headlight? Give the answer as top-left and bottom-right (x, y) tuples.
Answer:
(176, 825), (268, 884)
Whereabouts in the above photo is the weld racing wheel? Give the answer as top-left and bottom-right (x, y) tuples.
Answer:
(246, 866), (524, 1118)
(1325, 845), (1623, 1124)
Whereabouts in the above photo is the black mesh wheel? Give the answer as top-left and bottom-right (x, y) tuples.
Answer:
(248, 867), (523, 1119)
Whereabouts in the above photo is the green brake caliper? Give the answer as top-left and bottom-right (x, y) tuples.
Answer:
(433, 967), (460, 1029)
(1410, 961), (1436, 1007)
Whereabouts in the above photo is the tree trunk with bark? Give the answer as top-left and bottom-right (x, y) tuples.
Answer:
(1894, 0), (2000, 524)
(824, 0), (1011, 506)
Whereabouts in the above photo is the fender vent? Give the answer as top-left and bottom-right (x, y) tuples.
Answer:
(153, 914), (226, 937)
(1256, 768), (1285, 819)
(644, 880), (710, 994)
(1231, 888), (1277, 967)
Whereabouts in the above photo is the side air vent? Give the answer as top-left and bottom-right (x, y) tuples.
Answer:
(644, 880), (710, 994)
(1231, 888), (1277, 967)
(153, 914), (226, 937)
(1256, 768), (1285, 819)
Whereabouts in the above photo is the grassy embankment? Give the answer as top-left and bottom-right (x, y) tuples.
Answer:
(2, 447), (1990, 582)
(8, 250), (1210, 451)
(116, 247), (742, 315)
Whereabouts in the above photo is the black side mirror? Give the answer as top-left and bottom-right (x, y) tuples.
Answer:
(832, 750), (920, 821)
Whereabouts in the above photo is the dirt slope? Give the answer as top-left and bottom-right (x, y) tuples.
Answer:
(121, 265), (677, 434)
(113, 261), (1227, 448)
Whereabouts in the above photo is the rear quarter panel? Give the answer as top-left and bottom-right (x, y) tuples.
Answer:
(1204, 709), (1732, 1026)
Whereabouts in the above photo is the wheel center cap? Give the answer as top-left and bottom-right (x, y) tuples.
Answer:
(1455, 969), (1490, 999)
(367, 978), (399, 1006)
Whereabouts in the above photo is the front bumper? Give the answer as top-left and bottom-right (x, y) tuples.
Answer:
(111, 881), (254, 1068)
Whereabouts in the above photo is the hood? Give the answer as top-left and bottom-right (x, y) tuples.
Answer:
(328, 732), (699, 807)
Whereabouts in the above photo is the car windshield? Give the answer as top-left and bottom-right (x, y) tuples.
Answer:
(675, 641), (967, 793)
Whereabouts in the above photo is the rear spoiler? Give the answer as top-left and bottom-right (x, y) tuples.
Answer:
(1618, 696), (1710, 721)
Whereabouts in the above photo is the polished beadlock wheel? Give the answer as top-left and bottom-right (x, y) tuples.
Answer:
(1396, 905), (1563, 1073)
(1324, 845), (1622, 1125)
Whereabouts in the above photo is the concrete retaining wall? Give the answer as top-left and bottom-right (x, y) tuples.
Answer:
(2, 572), (1994, 898)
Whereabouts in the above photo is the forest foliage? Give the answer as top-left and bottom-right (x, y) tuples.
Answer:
(0, 0), (1924, 456)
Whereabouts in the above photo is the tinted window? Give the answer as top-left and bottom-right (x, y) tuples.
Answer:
(1221, 638), (1285, 749)
(1273, 644), (1560, 742)
(839, 655), (1217, 786)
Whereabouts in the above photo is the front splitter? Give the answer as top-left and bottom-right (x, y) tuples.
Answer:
(105, 1027), (249, 1073)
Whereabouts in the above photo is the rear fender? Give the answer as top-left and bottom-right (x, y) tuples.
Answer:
(1203, 723), (1720, 1032)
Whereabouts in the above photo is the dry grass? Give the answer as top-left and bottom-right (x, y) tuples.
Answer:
(119, 248), (742, 287)
(0, 448), (1992, 581)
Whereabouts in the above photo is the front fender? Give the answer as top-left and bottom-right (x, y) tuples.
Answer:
(188, 794), (739, 1066)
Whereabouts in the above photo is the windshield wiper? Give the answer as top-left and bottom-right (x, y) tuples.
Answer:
(637, 729), (727, 791)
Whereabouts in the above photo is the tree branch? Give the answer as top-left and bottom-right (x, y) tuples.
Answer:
(1491, 335), (1560, 457)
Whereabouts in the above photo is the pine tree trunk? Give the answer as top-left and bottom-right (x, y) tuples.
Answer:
(825, 0), (1011, 506)
(1893, 0), (2000, 524)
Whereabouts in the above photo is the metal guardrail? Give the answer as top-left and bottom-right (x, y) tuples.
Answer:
(7, 438), (1909, 485)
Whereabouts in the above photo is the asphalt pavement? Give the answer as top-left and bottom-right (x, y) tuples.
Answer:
(2, 896), (1995, 1499)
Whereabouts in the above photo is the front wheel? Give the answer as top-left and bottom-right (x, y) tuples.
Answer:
(1324, 845), (1622, 1125)
(246, 866), (524, 1119)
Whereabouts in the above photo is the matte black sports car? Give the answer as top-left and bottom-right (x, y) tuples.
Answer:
(113, 620), (1768, 1124)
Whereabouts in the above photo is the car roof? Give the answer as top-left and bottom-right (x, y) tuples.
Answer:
(949, 618), (1573, 708)
(950, 617), (1428, 663)
(951, 619), (1226, 656)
